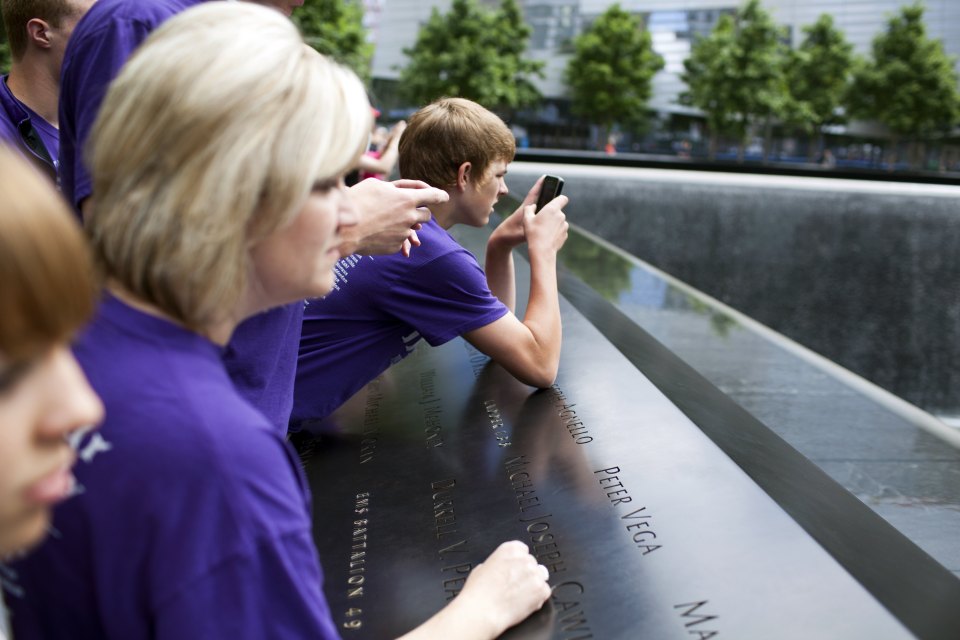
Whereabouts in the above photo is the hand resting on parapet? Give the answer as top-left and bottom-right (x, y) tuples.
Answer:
(397, 540), (551, 640)
(342, 178), (448, 257)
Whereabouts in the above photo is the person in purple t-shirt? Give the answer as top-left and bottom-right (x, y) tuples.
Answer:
(293, 98), (569, 424)
(0, 146), (103, 560)
(58, 0), (446, 433)
(0, 147), (104, 640)
(0, 0), (94, 180)
(6, 6), (550, 639)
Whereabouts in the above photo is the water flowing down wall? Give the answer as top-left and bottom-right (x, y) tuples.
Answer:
(506, 163), (960, 419)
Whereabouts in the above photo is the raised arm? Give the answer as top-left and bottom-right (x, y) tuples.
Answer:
(356, 121), (406, 177)
(343, 178), (448, 257)
(483, 176), (545, 312)
(397, 541), (551, 640)
(465, 181), (569, 388)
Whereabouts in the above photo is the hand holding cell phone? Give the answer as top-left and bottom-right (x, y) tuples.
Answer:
(535, 175), (564, 213)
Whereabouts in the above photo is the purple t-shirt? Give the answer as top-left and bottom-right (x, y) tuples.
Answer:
(4, 295), (339, 640)
(0, 75), (58, 178)
(0, 76), (27, 145)
(223, 302), (305, 434)
(58, 0), (306, 433)
(58, 0), (204, 213)
(293, 217), (509, 423)
(23, 103), (58, 162)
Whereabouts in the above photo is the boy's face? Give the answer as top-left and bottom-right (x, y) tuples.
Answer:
(0, 346), (103, 556)
(461, 160), (509, 227)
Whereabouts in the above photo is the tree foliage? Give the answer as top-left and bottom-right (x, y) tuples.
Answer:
(293, 0), (373, 83)
(398, 0), (543, 112)
(487, 0), (542, 109)
(0, 18), (10, 74)
(682, 0), (788, 158)
(783, 14), (853, 137)
(847, 3), (959, 140)
(564, 4), (664, 139)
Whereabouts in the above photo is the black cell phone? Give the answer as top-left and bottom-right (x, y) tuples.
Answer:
(535, 175), (564, 213)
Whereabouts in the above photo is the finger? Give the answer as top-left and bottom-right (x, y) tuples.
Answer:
(411, 187), (449, 206)
(391, 179), (431, 189)
(498, 540), (529, 556)
(409, 229), (421, 247)
(545, 195), (569, 212)
(412, 206), (432, 224)
(522, 175), (546, 208)
(537, 564), (550, 581)
(401, 238), (412, 258)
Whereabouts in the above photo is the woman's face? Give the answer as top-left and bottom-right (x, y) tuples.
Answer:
(0, 346), (103, 556)
(249, 176), (359, 309)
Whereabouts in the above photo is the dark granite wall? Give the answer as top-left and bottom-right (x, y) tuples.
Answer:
(506, 166), (960, 415)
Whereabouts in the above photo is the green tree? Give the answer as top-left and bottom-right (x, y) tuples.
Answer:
(398, 0), (543, 112)
(564, 5), (663, 147)
(783, 14), (853, 159)
(487, 0), (542, 111)
(682, 0), (788, 160)
(0, 19), (10, 74)
(293, 0), (373, 82)
(847, 3), (960, 168)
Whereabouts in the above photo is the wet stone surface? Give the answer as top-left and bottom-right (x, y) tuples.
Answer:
(293, 222), (955, 638)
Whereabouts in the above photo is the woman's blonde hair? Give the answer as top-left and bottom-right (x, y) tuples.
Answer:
(86, 2), (371, 331)
(0, 145), (96, 366)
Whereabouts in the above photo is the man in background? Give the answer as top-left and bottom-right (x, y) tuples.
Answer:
(0, 0), (94, 180)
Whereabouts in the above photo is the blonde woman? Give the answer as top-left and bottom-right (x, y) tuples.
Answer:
(0, 146), (103, 637)
(59, 0), (447, 434)
(4, 5), (549, 639)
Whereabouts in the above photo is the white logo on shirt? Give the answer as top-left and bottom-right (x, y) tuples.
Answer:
(390, 331), (422, 365)
(329, 255), (367, 293)
(78, 433), (112, 464)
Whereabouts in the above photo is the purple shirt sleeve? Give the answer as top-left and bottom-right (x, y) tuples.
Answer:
(294, 221), (510, 423)
(58, 18), (156, 212)
(223, 303), (305, 435)
(381, 250), (509, 346)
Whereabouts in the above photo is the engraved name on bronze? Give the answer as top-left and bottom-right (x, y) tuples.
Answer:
(483, 399), (512, 448)
(551, 581), (595, 640)
(595, 466), (662, 556)
(431, 478), (460, 540)
(359, 379), (382, 464)
(419, 370), (443, 448)
(504, 455), (566, 574)
(505, 456), (594, 636)
(463, 341), (490, 379)
(674, 600), (720, 639)
(549, 384), (593, 444)
(429, 478), (475, 601)
(341, 491), (371, 631)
